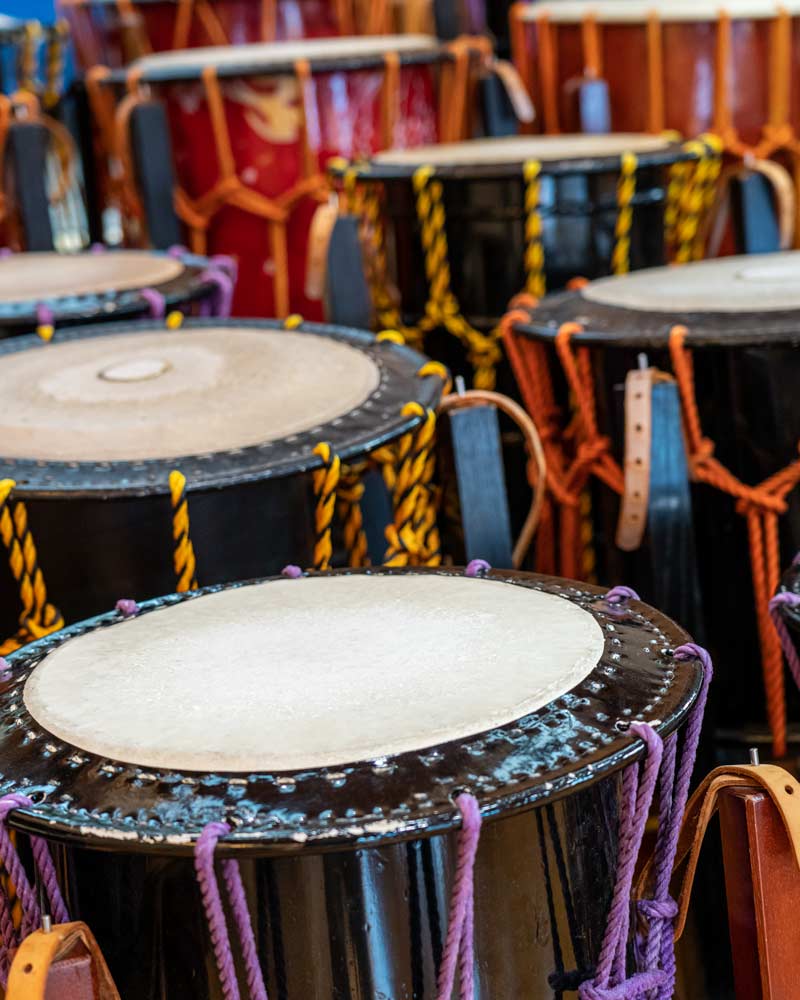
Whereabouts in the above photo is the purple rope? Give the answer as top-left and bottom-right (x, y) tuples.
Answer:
(0, 657), (10, 683)
(141, 287), (166, 319)
(89, 242), (106, 254)
(435, 793), (482, 1000)
(116, 598), (140, 617)
(465, 559), (491, 578)
(769, 592), (800, 691)
(194, 822), (241, 1000)
(604, 586), (640, 604)
(168, 244), (189, 259)
(29, 836), (68, 924)
(0, 248), (12, 259)
(578, 723), (664, 1000)
(220, 859), (268, 1000)
(281, 565), (302, 579)
(36, 304), (54, 328)
(201, 266), (235, 318)
(211, 254), (238, 283)
(0, 795), (40, 938)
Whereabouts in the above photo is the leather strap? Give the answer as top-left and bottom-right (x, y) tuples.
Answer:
(487, 58), (536, 124)
(616, 368), (672, 552)
(635, 765), (800, 942)
(6, 922), (121, 1000)
(706, 157), (797, 257)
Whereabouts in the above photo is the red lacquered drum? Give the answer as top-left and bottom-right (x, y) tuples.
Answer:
(0, 247), (232, 338)
(60, 0), (394, 69)
(96, 35), (479, 317)
(511, 0), (800, 154)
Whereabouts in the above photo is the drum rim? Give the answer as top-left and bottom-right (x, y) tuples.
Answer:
(0, 250), (217, 329)
(106, 38), (446, 84)
(514, 289), (800, 348)
(1, 566), (702, 856)
(519, 0), (800, 23)
(332, 140), (698, 181)
(0, 317), (442, 497)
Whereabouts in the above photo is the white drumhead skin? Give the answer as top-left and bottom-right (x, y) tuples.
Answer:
(23, 575), (605, 772)
(522, 0), (800, 23)
(374, 133), (670, 167)
(582, 251), (800, 313)
(134, 34), (439, 75)
(0, 327), (379, 461)
(0, 252), (183, 303)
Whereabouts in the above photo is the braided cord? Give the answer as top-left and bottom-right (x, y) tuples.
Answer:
(169, 470), (198, 592)
(384, 403), (430, 566)
(675, 135), (723, 263)
(523, 159), (546, 298)
(337, 462), (370, 568)
(611, 152), (638, 276)
(312, 442), (341, 571)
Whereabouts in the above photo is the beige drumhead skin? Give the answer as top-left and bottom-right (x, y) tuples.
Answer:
(0, 252), (184, 303)
(0, 327), (379, 462)
(23, 574), (605, 772)
(373, 133), (670, 167)
(134, 34), (439, 75)
(522, 0), (800, 23)
(582, 251), (800, 313)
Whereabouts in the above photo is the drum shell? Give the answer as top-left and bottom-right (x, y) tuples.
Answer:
(516, 16), (800, 145)
(58, 777), (618, 1000)
(550, 338), (800, 737)
(146, 64), (439, 318)
(0, 475), (315, 637)
(63, 0), (343, 70)
(381, 163), (669, 353)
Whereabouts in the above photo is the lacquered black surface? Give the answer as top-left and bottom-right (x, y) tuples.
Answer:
(2, 568), (701, 854)
(0, 250), (219, 336)
(0, 317), (440, 496)
(0, 318), (441, 632)
(513, 293), (800, 737)
(518, 289), (800, 348)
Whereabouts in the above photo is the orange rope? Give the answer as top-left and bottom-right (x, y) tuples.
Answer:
(509, 3), (536, 135)
(261, 0), (276, 40)
(645, 12), (664, 134)
(581, 14), (602, 79)
(536, 14), (560, 134)
(381, 52), (400, 150)
(173, 0), (193, 50)
(669, 325), (800, 758)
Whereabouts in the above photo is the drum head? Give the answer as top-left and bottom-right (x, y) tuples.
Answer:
(348, 134), (692, 180)
(517, 252), (800, 348)
(2, 568), (701, 853)
(523, 0), (800, 23)
(126, 34), (441, 82)
(0, 318), (441, 495)
(0, 250), (216, 328)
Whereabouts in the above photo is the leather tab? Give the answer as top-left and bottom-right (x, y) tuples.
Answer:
(636, 765), (800, 942)
(616, 368), (672, 552)
(7, 922), (121, 1000)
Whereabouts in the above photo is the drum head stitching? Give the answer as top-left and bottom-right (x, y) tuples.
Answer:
(0, 568), (700, 854)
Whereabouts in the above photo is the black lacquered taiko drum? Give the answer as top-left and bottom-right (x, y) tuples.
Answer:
(505, 250), (800, 758)
(0, 316), (445, 647)
(329, 132), (718, 388)
(0, 247), (233, 339)
(0, 567), (707, 999)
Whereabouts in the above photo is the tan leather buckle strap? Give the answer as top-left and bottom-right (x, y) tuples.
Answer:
(6, 921), (121, 999)
(616, 367), (672, 552)
(636, 764), (800, 942)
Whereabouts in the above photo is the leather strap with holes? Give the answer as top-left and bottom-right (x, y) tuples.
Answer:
(6, 921), (121, 999)
(616, 368), (672, 552)
(635, 764), (800, 942)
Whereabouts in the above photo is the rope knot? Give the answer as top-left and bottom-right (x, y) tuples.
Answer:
(735, 489), (787, 518)
(0, 793), (32, 823)
(637, 896), (679, 921)
(578, 970), (668, 1000)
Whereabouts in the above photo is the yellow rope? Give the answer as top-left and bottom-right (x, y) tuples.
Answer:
(612, 151), (638, 275)
(169, 470), (198, 592)
(675, 135), (723, 263)
(312, 442), (341, 571)
(384, 402), (434, 566)
(166, 310), (184, 330)
(36, 323), (54, 343)
(283, 314), (304, 329)
(337, 462), (370, 568)
(523, 159), (546, 298)
(0, 479), (63, 654)
(409, 406), (442, 566)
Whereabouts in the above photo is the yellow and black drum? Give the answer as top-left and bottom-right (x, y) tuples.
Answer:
(330, 132), (721, 387)
(0, 315), (447, 649)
